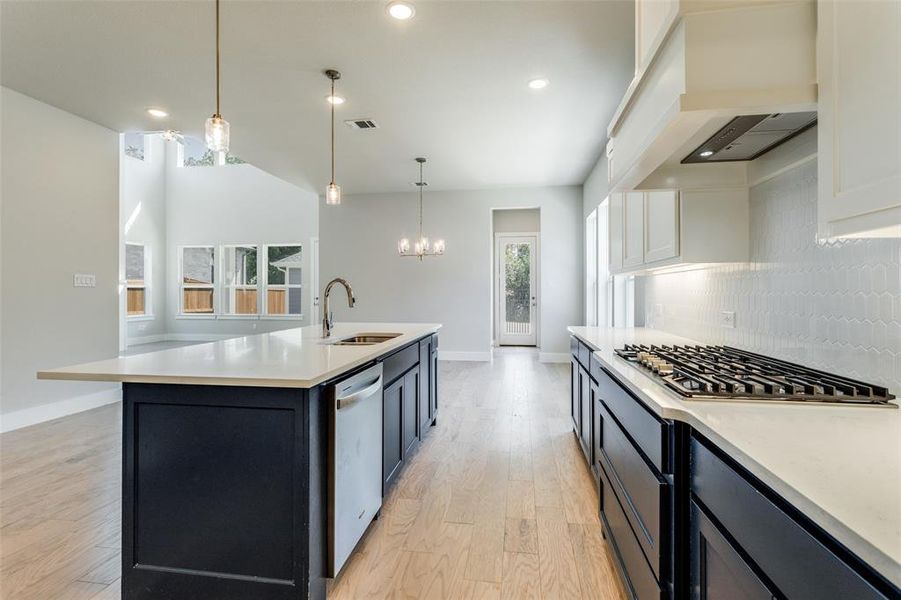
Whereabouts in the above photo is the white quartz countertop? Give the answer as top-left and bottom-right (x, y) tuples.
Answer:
(39, 323), (441, 389)
(568, 326), (901, 588)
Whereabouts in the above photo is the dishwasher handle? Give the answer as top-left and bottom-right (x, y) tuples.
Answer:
(336, 375), (382, 410)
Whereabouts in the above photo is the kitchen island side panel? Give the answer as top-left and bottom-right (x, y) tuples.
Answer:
(122, 383), (318, 600)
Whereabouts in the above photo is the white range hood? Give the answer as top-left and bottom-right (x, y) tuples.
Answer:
(606, 1), (817, 192)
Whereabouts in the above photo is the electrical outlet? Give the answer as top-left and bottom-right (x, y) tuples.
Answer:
(73, 273), (96, 288)
(719, 310), (736, 329)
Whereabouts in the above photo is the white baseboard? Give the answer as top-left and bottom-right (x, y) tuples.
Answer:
(126, 333), (168, 346)
(538, 352), (570, 363)
(0, 388), (121, 433)
(439, 351), (492, 362)
(126, 333), (236, 348)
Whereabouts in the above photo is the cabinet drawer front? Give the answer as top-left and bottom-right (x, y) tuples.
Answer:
(382, 343), (419, 385)
(571, 336), (580, 359)
(597, 368), (667, 472)
(578, 341), (591, 368)
(599, 402), (666, 579)
(589, 354), (604, 382)
(691, 437), (888, 600)
(599, 458), (663, 600)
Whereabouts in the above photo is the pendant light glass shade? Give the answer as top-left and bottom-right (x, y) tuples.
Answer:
(326, 182), (342, 205)
(205, 115), (230, 153)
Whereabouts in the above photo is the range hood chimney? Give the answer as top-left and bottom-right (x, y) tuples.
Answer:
(682, 112), (817, 164)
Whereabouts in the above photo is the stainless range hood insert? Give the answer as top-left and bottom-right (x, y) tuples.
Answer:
(682, 111), (817, 164)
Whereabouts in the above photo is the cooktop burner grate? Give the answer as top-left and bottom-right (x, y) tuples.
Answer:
(614, 344), (896, 405)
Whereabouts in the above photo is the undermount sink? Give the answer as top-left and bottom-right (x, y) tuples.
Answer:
(333, 332), (402, 346)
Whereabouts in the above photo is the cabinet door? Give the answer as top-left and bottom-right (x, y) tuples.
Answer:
(623, 191), (645, 269)
(818, 0), (901, 237)
(430, 344), (438, 421)
(644, 190), (679, 263)
(635, 0), (679, 73)
(419, 340), (430, 435)
(402, 368), (419, 457)
(578, 367), (592, 463)
(570, 359), (580, 432)
(691, 501), (773, 600)
(382, 378), (403, 492)
(608, 193), (624, 272)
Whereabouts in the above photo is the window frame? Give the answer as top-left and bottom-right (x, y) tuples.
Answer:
(125, 242), (152, 320)
(261, 243), (304, 320)
(177, 245), (217, 319)
(220, 244), (261, 319)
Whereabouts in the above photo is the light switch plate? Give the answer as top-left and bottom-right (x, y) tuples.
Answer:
(73, 274), (96, 288)
(719, 310), (736, 329)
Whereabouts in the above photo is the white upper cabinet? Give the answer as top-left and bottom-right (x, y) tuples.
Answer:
(623, 191), (645, 269)
(609, 193), (624, 272)
(609, 188), (748, 274)
(644, 190), (679, 264)
(817, 0), (901, 238)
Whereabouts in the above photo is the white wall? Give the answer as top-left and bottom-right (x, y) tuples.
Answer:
(320, 186), (582, 360)
(122, 134), (167, 342)
(583, 153), (609, 219)
(641, 149), (901, 393)
(164, 146), (319, 337)
(1, 87), (120, 426)
(493, 208), (540, 233)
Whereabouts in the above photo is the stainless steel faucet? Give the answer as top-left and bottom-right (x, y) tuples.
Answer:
(322, 278), (355, 337)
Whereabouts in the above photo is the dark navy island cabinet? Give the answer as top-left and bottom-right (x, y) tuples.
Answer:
(121, 333), (438, 600)
(568, 335), (900, 600)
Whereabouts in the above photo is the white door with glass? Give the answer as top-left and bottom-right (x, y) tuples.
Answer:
(496, 235), (538, 346)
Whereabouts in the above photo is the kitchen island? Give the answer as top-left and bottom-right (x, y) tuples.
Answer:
(38, 322), (441, 600)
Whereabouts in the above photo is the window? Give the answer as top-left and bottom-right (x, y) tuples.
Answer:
(177, 135), (245, 167)
(586, 210), (598, 326)
(126, 243), (151, 317)
(598, 199), (612, 327)
(222, 245), (259, 315)
(180, 246), (215, 314)
(264, 245), (303, 316)
(124, 132), (147, 161)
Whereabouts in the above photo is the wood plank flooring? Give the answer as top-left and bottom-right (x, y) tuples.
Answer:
(0, 348), (627, 600)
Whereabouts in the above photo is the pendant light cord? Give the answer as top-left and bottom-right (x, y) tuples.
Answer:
(419, 160), (424, 242)
(215, 0), (221, 117)
(331, 77), (336, 184)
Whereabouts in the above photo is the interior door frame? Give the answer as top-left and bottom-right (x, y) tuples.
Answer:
(494, 232), (540, 347)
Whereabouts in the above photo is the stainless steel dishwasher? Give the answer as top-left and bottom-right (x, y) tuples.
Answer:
(327, 362), (383, 577)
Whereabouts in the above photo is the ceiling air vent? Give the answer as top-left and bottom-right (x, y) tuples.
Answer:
(344, 119), (379, 130)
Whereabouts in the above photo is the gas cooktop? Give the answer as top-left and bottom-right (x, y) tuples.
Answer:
(614, 344), (897, 406)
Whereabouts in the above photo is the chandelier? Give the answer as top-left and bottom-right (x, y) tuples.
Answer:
(398, 157), (445, 260)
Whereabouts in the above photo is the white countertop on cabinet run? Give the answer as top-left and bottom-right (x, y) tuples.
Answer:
(568, 326), (901, 589)
(38, 323), (441, 389)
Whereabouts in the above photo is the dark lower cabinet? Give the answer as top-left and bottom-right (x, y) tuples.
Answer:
(578, 365), (593, 463)
(691, 500), (773, 600)
(419, 339), (431, 434)
(429, 335), (438, 423)
(402, 367), (419, 456)
(382, 377), (404, 492)
(570, 357), (580, 432)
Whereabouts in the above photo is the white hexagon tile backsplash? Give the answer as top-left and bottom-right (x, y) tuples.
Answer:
(641, 160), (901, 394)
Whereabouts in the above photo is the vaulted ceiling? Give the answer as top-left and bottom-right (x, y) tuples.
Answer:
(1, 1), (634, 194)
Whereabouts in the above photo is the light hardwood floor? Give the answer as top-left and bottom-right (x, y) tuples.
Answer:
(0, 348), (627, 600)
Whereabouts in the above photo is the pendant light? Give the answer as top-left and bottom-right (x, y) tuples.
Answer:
(205, 0), (230, 153)
(398, 157), (446, 260)
(325, 69), (342, 205)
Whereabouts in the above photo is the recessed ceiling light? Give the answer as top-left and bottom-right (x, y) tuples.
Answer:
(699, 150), (714, 157)
(387, 1), (415, 20)
(326, 95), (345, 105)
(528, 78), (549, 90)
(146, 108), (168, 118)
